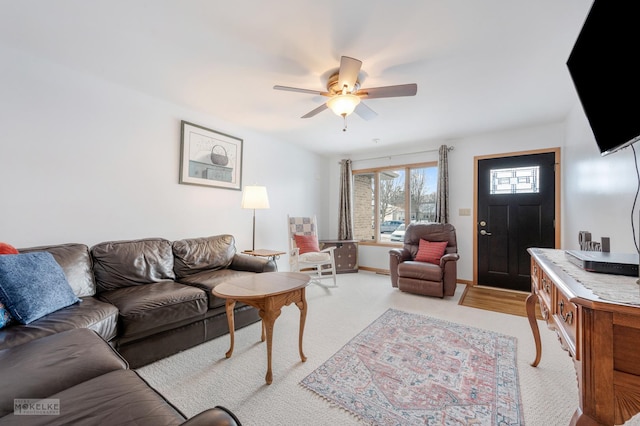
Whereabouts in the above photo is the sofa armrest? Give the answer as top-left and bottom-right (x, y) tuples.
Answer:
(230, 254), (276, 273)
(440, 252), (460, 266)
(441, 253), (460, 297)
(389, 248), (411, 288)
(181, 406), (242, 426)
(389, 248), (412, 264)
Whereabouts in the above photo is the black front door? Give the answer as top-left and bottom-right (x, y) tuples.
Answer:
(477, 152), (556, 291)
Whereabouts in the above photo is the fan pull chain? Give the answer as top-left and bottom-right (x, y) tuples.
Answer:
(342, 114), (348, 132)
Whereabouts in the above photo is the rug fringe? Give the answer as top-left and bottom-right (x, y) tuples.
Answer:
(298, 383), (370, 424)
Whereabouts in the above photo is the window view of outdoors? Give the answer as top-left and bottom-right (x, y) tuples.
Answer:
(379, 168), (405, 241)
(353, 163), (438, 243)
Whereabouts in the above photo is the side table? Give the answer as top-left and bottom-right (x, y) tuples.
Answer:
(242, 249), (285, 262)
(242, 249), (286, 269)
(319, 240), (358, 273)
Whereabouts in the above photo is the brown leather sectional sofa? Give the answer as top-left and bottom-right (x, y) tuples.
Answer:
(0, 328), (241, 425)
(0, 234), (276, 425)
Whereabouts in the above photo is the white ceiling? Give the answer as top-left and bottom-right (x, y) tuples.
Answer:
(0, 0), (593, 156)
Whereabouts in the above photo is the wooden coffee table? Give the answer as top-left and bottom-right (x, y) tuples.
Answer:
(212, 272), (311, 384)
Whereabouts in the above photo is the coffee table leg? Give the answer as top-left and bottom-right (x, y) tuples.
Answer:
(259, 302), (281, 385)
(224, 299), (236, 358)
(296, 288), (307, 362)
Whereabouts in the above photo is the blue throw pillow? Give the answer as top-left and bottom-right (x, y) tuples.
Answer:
(0, 252), (80, 324)
(0, 301), (12, 328)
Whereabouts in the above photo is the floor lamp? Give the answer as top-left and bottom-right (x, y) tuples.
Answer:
(241, 185), (270, 251)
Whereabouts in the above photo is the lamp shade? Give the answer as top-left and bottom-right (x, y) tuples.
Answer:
(327, 94), (361, 117)
(241, 186), (270, 209)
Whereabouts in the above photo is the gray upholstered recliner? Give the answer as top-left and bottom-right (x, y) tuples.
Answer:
(389, 222), (459, 298)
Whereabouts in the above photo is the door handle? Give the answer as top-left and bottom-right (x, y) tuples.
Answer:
(480, 230), (492, 236)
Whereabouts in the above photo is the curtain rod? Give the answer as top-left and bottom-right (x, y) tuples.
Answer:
(346, 146), (454, 163)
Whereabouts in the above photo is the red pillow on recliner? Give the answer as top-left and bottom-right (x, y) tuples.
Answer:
(415, 239), (448, 265)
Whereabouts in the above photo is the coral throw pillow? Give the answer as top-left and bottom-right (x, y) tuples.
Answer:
(0, 243), (18, 255)
(415, 239), (448, 265)
(294, 234), (320, 254)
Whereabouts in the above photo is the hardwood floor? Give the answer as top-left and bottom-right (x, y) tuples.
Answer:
(458, 284), (543, 320)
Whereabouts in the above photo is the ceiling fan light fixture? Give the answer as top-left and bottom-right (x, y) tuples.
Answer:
(327, 94), (360, 117)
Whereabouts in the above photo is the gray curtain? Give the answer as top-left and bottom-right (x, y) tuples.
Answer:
(435, 145), (450, 223)
(338, 159), (354, 240)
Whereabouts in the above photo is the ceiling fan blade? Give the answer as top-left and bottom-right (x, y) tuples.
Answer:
(301, 103), (328, 118)
(273, 85), (329, 96)
(356, 83), (418, 99)
(338, 56), (362, 92)
(354, 102), (378, 121)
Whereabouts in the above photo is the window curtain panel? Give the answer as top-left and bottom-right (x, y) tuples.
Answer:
(435, 145), (450, 224)
(338, 159), (354, 240)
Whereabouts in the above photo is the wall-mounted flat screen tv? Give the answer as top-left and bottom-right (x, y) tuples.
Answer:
(567, 0), (640, 156)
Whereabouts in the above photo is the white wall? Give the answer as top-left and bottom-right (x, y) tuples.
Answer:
(0, 45), (330, 271)
(4, 43), (636, 280)
(329, 122), (566, 282)
(563, 104), (639, 253)
(328, 109), (640, 282)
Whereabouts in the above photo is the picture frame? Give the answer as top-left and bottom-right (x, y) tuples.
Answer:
(179, 121), (243, 190)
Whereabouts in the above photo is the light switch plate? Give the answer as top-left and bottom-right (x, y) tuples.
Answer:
(459, 208), (471, 216)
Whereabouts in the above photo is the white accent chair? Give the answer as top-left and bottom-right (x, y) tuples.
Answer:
(287, 215), (337, 286)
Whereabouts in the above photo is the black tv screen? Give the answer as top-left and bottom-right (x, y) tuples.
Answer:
(567, 0), (640, 156)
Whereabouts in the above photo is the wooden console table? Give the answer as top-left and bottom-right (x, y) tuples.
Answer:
(526, 248), (640, 425)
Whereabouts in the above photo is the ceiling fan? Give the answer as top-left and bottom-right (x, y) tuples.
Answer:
(274, 56), (417, 131)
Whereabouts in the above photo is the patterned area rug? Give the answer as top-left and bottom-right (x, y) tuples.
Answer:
(300, 309), (522, 425)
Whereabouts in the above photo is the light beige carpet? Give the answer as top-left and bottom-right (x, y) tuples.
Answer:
(138, 272), (640, 426)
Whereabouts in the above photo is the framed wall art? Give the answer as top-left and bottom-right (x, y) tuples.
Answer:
(179, 121), (243, 190)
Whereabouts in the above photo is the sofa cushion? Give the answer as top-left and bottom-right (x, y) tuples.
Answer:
(178, 268), (260, 309)
(0, 296), (119, 350)
(0, 328), (127, 417)
(0, 370), (185, 426)
(398, 260), (443, 282)
(92, 238), (176, 292)
(98, 281), (207, 342)
(172, 235), (236, 279)
(0, 252), (80, 324)
(299, 251), (331, 263)
(20, 243), (97, 297)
